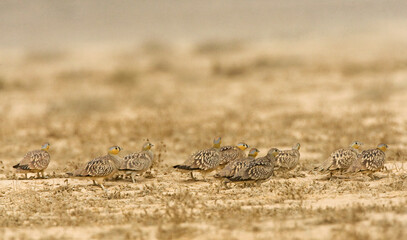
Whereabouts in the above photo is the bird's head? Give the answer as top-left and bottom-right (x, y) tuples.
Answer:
(267, 148), (280, 158)
(292, 143), (301, 151)
(212, 137), (222, 149)
(350, 141), (363, 149)
(377, 143), (388, 152)
(108, 146), (122, 155)
(236, 142), (249, 151)
(142, 142), (154, 151)
(248, 148), (260, 158)
(41, 142), (50, 151)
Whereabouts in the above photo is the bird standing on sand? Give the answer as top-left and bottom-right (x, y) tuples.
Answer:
(173, 137), (222, 180)
(13, 143), (51, 179)
(214, 148), (259, 179)
(70, 146), (122, 191)
(318, 141), (363, 177)
(119, 142), (154, 183)
(275, 143), (300, 172)
(347, 143), (388, 178)
(219, 142), (249, 166)
(226, 148), (280, 185)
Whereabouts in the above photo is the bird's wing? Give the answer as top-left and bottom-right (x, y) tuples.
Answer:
(361, 149), (385, 171)
(15, 150), (50, 170)
(74, 155), (116, 177)
(188, 148), (220, 170)
(219, 147), (242, 165)
(120, 152), (152, 171)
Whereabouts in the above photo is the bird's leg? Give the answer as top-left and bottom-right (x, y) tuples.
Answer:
(100, 184), (108, 194)
(96, 179), (108, 193)
(190, 172), (197, 181)
(367, 171), (374, 180)
(36, 172), (40, 179)
(223, 179), (231, 189)
(92, 180), (98, 186)
(25, 173), (28, 179)
(131, 172), (136, 183)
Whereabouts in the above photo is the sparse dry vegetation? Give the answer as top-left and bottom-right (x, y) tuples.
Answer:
(0, 38), (407, 240)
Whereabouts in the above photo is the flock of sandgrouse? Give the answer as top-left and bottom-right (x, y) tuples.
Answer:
(11, 138), (388, 190)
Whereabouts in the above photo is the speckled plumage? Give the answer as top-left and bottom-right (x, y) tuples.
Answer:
(227, 148), (279, 184)
(347, 147), (386, 173)
(319, 142), (363, 175)
(119, 143), (154, 183)
(73, 154), (121, 179)
(70, 146), (123, 191)
(174, 147), (220, 171)
(173, 137), (222, 180)
(275, 145), (300, 171)
(319, 148), (359, 173)
(13, 150), (51, 174)
(214, 155), (255, 179)
(13, 143), (51, 179)
(219, 145), (246, 166)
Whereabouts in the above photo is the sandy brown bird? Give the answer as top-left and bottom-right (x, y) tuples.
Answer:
(219, 142), (249, 166)
(318, 141), (363, 177)
(173, 137), (222, 180)
(227, 148), (280, 185)
(70, 146), (122, 191)
(13, 143), (51, 179)
(275, 143), (300, 172)
(119, 142), (154, 183)
(214, 148), (259, 179)
(347, 143), (388, 178)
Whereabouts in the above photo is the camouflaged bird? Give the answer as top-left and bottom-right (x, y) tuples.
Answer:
(219, 142), (249, 166)
(173, 137), (222, 180)
(214, 148), (259, 179)
(70, 146), (122, 191)
(275, 143), (300, 171)
(347, 143), (388, 177)
(119, 142), (154, 183)
(227, 148), (280, 184)
(13, 143), (51, 179)
(318, 141), (363, 176)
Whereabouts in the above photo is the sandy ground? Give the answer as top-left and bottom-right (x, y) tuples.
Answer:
(0, 36), (407, 239)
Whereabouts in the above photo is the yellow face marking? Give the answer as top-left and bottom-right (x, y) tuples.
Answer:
(293, 143), (300, 150)
(378, 146), (387, 152)
(351, 144), (360, 149)
(249, 150), (259, 158)
(108, 147), (121, 155)
(142, 143), (153, 151)
(41, 144), (50, 151)
(237, 145), (248, 151)
(213, 138), (222, 149)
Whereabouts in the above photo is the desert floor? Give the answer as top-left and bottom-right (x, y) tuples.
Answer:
(1, 39), (407, 239)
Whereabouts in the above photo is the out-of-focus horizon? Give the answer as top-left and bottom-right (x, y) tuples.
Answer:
(1, 0), (407, 49)
(2, 2), (407, 240)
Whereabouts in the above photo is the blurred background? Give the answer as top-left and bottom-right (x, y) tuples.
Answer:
(0, 0), (406, 171)
(1, 0), (407, 47)
(2, 1), (407, 239)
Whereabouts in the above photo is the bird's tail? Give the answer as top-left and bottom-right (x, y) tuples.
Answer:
(173, 165), (198, 170)
(316, 158), (331, 171)
(12, 163), (20, 169)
